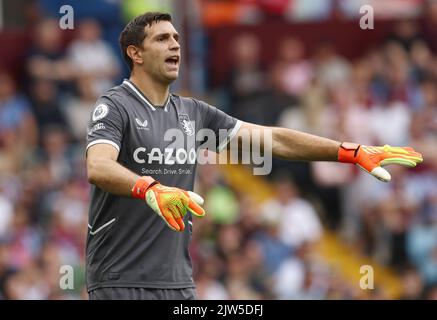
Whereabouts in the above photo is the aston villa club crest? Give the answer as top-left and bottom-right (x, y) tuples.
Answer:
(178, 114), (194, 136)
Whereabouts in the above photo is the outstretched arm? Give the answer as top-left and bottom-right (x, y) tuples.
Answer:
(233, 122), (423, 182)
(271, 126), (341, 162)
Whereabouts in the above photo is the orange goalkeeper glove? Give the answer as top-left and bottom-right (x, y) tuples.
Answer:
(132, 177), (205, 231)
(338, 142), (423, 182)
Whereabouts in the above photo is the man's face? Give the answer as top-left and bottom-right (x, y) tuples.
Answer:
(139, 21), (181, 84)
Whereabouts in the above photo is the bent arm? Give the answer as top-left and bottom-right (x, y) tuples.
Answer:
(235, 122), (341, 162)
(86, 143), (140, 197)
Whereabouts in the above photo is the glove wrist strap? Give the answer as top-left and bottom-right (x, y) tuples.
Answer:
(338, 142), (361, 163)
(131, 176), (159, 199)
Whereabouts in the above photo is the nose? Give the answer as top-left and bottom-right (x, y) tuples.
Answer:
(170, 37), (180, 51)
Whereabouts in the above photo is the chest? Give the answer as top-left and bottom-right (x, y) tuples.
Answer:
(129, 107), (199, 145)
(121, 104), (202, 167)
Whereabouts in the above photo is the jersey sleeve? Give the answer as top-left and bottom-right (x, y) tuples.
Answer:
(86, 97), (124, 154)
(195, 99), (242, 152)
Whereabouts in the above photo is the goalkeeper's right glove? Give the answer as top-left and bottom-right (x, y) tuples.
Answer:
(131, 176), (205, 231)
(338, 142), (423, 182)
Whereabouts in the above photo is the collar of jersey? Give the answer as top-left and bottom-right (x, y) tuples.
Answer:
(122, 79), (170, 112)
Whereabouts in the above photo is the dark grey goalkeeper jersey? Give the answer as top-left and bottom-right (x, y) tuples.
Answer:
(85, 79), (241, 291)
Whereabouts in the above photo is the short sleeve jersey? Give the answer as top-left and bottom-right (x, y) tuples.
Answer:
(85, 79), (241, 291)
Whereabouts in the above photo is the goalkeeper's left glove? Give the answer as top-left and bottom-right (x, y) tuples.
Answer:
(338, 142), (423, 182)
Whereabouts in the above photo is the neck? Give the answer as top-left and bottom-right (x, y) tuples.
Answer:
(129, 71), (170, 106)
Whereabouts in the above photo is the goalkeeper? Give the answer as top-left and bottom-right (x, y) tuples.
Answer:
(85, 12), (423, 300)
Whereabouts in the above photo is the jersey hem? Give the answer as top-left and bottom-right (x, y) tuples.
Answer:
(87, 281), (196, 292)
(86, 139), (120, 153)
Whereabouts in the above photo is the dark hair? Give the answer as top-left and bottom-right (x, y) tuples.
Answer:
(119, 12), (172, 71)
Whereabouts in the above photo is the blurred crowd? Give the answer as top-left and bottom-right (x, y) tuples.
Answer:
(199, 0), (427, 26)
(201, 16), (437, 299)
(0, 14), (119, 299)
(0, 1), (436, 300)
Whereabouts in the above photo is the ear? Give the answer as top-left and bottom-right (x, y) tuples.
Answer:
(127, 45), (143, 66)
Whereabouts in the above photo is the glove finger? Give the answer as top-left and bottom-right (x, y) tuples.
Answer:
(168, 203), (181, 218)
(174, 199), (188, 216)
(400, 152), (423, 161)
(394, 153), (422, 163)
(379, 151), (423, 164)
(380, 157), (417, 168)
(356, 164), (391, 182)
(169, 205), (186, 231)
(370, 166), (392, 182)
(380, 145), (409, 154)
(407, 152), (423, 161)
(146, 189), (161, 215)
(146, 189), (181, 231)
(381, 146), (423, 161)
(185, 191), (205, 217)
(161, 208), (181, 231)
(401, 147), (422, 157)
(175, 217), (185, 231)
(187, 191), (204, 206)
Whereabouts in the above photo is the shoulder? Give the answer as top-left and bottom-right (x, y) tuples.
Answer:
(91, 85), (132, 120)
(170, 94), (213, 110)
(95, 85), (133, 117)
(100, 84), (130, 104)
(171, 93), (194, 106)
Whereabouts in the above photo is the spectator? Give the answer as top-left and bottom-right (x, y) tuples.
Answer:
(226, 33), (266, 120)
(0, 242), (16, 299)
(26, 19), (74, 94)
(252, 210), (292, 275)
(0, 71), (38, 147)
(67, 19), (120, 96)
(399, 266), (425, 299)
(277, 37), (313, 97)
(313, 40), (351, 89)
(386, 19), (424, 53)
(37, 126), (74, 188)
(0, 191), (14, 238)
(63, 76), (99, 142)
(195, 253), (229, 300)
(262, 174), (322, 248)
(29, 78), (67, 131)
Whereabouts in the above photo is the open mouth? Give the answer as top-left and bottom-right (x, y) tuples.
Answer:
(165, 56), (179, 67)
